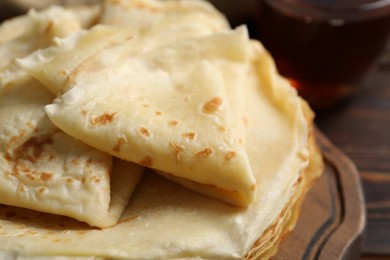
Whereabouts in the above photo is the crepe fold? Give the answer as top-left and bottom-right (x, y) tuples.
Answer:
(0, 33), (322, 259)
(17, 0), (254, 206)
(18, 0), (229, 96)
(0, 5), (144, 228)
(36, 27), (256, 206)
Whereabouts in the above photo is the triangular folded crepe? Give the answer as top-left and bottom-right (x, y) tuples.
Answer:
(0, 37), (322, 260)
(40, 27), (256, 206)
(0, 6), (144, 228)
(17, 25), (136, 94)
(19, 0), (229, 96)
(0, 73), (143, 228)
(0, 6), (80, 73)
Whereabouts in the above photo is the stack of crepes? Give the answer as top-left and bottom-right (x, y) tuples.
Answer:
(0, 0), (323, 259)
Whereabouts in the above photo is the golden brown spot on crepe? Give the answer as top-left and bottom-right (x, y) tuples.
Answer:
(155, 111), (162, 116)
(26, 230), (38, 235)
(110, 0), (121, 4)
(139, 156), (152, 167)
(12, 136), (54, 163)
(182, 132), (196, 140)
(251, 184), (256, 191)
(80, 110), (87, 116)
(17, 183), (26, 193)
(68, 56), (105, 84)
(225, 151), (236, 161)
(89, 175), (101, 183)
(26, 121), (37, 130)
(48, 154), (55, 161)
(90, 112), (117, 126)
(66, 177), (74, 183)
(138, 127), (151, 137)
(71, 159), (79, 165)
(238, 139), (244, 145)
(7, 130), (26, 149)
(243, 116), (248, 126)
(85, 158), (93, 166)
(16, 162), (30, 173)
(39, 187), (47, 194)
(196, 147), (214, 158)
(168, 120), (178, 127)
(143, 104), (150, 108)
(40, 172), (53, 182)
(170, 142), (184, 163)
(217, 125), (226, 132)
(203, 97), (223, 113)
(25, 173), (35, 181)
(59, 69), (68, 78)
(16, 224), (25, 230)
(44, 21), (53, 35)
(113, 135), (128, 152)
(293, 176), (303, 188)
(4, 152), (12, 162)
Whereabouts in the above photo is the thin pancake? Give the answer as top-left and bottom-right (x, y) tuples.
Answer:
(44, 27), (256, 206)
(0, 6), (81, 88)
(0, 6), (80, 72)
(0, 37), (321, 259)
(0, 7), (144, 228)
(0, 73), (143, 228)
(19, 0), (229, 96)
(18, 25), (135, 94)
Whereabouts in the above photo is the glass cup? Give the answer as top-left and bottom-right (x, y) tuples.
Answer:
(257, 0), (390, 110)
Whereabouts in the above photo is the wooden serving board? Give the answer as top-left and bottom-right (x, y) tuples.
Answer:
(274, 130), (366, 260)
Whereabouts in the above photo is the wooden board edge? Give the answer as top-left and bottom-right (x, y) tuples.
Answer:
(315, 129), (366, 259)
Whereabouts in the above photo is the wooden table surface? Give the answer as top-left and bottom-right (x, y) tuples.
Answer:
(315, 51), (390, 259)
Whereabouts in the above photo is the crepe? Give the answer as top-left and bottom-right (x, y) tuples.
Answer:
(68, 3), (101, 29)
(0, 6), (144, 228)
(100, 0), (228, 32)
(39, 27), (256, 206)
(17, 25), (136, 94)
(0, 71), (144, 228)
(0, 35), (322, 259)
(0, 6), (80, 73)
(19, 0), (229, 96)
(0, 6), (81, 89)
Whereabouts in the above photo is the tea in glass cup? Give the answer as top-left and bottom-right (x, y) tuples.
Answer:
(258, 0), (390, 109)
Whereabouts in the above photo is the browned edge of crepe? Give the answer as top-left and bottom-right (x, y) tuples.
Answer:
(244, 99), (324, 260)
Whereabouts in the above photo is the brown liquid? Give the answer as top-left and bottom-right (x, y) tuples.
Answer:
(258, 0), (390, 109)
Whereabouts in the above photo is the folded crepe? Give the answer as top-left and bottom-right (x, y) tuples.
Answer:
(0, 75), (143, 228)
(17, 25), (136, 94)
(0, 6), (144, 228)
(34, 27), (256, 206)
(0, 33), (323, 259)
(0, 6), (81, 88)
(19, 0), (229, 96)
